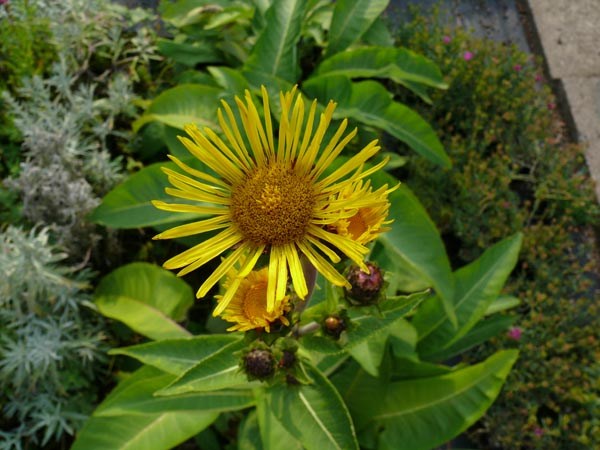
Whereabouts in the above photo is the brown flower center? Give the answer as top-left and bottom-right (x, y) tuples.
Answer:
(230, 163), (315, 245)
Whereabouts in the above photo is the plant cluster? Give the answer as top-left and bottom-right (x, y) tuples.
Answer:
(0, 226), (106, 449)
(71, 1), (526, 449)
(393, 8), (600, 449)
(0, 1), (163, 448)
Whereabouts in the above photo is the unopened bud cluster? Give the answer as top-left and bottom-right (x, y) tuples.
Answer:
(241, 340), (301, 383)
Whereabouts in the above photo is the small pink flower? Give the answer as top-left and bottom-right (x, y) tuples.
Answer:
(535, 73), (543, 82)
(534, 427), (544, 437)
(513, 64), (522, 72)
(507, 327), (522, 341)
(0, 0), (8, 5)
(443, 35), (452, 44)
(547, 102), (556, 110)
(463, 51), (474, 61)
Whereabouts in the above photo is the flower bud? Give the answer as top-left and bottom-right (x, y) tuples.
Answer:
(323, 315), (346, 340)
(279, 350), (296, 369)
(243, 348), (275, 381)
(346, 262), (385, 304)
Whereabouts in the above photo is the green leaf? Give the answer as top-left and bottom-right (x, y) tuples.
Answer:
(133, 84), (221, 133)
(238, 410), (266, 450)
(368, 171), (456, 325)
(157, 38), (223, 66)
(347, 332), (388, 377)
(326, 0), (389, 56)
(96, 294), (190, 340)
(362, 17), (394, 47)
(72, 367), (217, 450)
(303, 77), (450, 167)
(72, 411), (217, 450)
(159, 0), (234, 27)
(96, 262), (193, 321)
(413, 233), (523, 360)
(268, 365), (359, 450)
(208, 66), (251, 93)
(485, 295), (521, 316)
(315, 46), (447, 89)
(110, 334), (242, 375)
(244, 0), (307, 83)
(363, 350), (519, 450)
(95, 263), (193, 340)
(345, 292), (428, 351)
(422, 315), (517, 362)
(255, 389), (303, 450)
(95, 365), (254, 417)
(157, 338), (249, 395)
(89, 160), (207, 229)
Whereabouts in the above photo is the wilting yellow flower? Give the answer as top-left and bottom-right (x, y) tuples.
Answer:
(328, 180), (395, 245)
(217, 267), (291, 332)
(153, 86), (394, 316)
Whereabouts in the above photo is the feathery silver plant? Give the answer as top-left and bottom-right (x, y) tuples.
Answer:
(2, 0), (158, 255)
(0, 226), (105, 449)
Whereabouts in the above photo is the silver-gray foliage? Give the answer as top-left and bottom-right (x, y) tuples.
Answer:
(0, 226), (106, 449)
(2, 0), (159, 256)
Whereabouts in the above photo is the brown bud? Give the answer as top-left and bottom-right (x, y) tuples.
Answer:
(323, 315), (346, 340)
(243, 348), (275, 380)
(346, 262), (385, 304)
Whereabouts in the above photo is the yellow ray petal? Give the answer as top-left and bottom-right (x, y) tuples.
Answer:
(152, 215), (231, 240)
(308, 225), (368, 269)
(284, 243), (308, 299)
(196, 243), (249, 298)
(212, 276), (243, 316)
(236, 245), (265, 278)
(167, 155), (229, 189)
(164, 186), (230, 205)
(305, 234), (342, 263)
(297, 240), (349, 288)
(315, 140), (380, 190)
(151, 201), (228, 215)
(162, 226), (239, 269)
(218, 101), (253, 167)
(162, 167), (228, 196)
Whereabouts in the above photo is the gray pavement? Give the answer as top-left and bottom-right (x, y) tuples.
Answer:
(526, 0), (600, 201)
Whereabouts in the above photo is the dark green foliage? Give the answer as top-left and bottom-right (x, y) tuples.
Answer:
(393, 9), (599, 449)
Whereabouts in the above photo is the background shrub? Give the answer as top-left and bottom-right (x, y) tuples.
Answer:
(392, 8), (599, 449)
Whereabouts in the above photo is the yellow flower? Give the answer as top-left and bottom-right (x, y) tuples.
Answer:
(217, 267), (291, 332)
(153, 86), (393, 316)
(328, 180), (395, 245)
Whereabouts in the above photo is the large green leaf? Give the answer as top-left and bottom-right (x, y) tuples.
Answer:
(95, 365), (254, 417)
(157, 38), (223, 66)
(110, 334), (242, 376)
(358, 350), (518, 450)
(72, 366), (218, 450)
(89, 160), (206, 229)
(268, 365), (359, 450)
(95, 263), (193, 340)
(345, 292), (428, 350)
(315, 46), (447, 89)
(413, 233), (523, 360)
(133, 84), (221, 132)
(255, 390), (303, 450)
(421, 314), (517, 362)
(244, 0), (307, 83)
(303, 76), (450, 167)
(238, 411), (266, 450)
(72, 411), (216, 450)
(326, 0), (389, 56)
(368, 171), (456, 325)
(156, 338), (249, 395)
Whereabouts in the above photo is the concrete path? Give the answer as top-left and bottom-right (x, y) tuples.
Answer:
(525, 0), (600, 201)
